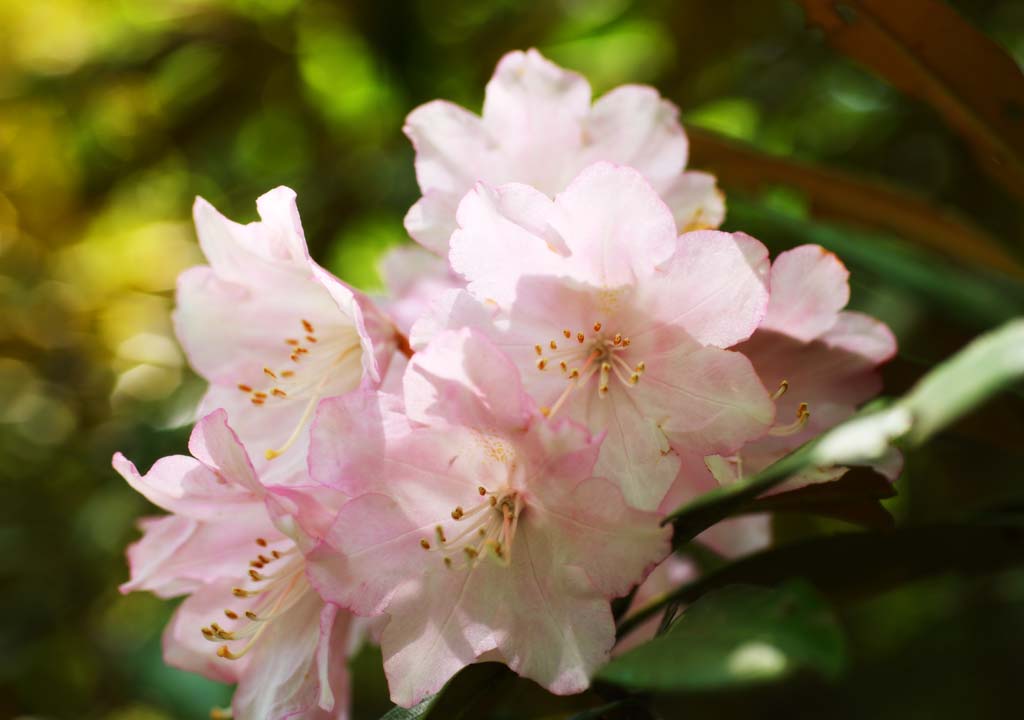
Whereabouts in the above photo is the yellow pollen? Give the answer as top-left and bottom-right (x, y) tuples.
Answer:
(630, 373), (640, 384)
(772, 379), (790, 401)
(636, 361), (646, 372)
(540, 406), (551, 417)
(201, 627), (215, 638)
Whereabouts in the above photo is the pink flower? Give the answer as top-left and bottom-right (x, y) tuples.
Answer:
(115, 409), (364, 720)
(413, 163), (775, 510)
(377, 244), (462, 335)
(404, 48), (723, 256)
(667, 244), (899, 500)
(306, 329), (671, 707)
(175, 187), (396, 485)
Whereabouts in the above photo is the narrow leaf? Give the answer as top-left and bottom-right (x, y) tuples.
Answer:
(744, 469), (896, 531)
(601, 582), (844, 691)
(797, 0), (1024, 200)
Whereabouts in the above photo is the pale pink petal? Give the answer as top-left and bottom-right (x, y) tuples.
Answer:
(121, 513), (282, 598)
(379, 244), (462, 334)
(162, 579), (250, 684)
(634, 345), (774, 456)
(449, 181), (565, 306)
(408, 288), (500, 352)
(231, 587), (334, 720)
(582, 85), (687, 189)
(403, 329), (532, 432)
(404, 192), (461, 255)
(187, 409), (264, 495)
(531, 473), (671, 597)
(482, 49), (591, 194)
(633, 230), (770, 348)
(404, 100), (496, 196)
(551, 163), (677, 287)
(580, 388), (682, 510)
(760, 245), (851, 342)
(820, 310), (898, 365)
(659, 171), (726, 232)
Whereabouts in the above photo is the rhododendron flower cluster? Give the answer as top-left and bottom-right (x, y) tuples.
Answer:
(116, 49), (895, 718)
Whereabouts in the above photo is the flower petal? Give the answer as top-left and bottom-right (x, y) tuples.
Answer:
(634, 230), (770, 348)
(760, 244), (851, 341)
(659, 170), (726, 232)
(582, 85), (687, 189)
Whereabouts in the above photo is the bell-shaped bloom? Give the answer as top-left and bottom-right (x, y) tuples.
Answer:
(175, 187), (397, 485)
(668, 244), (899, 500)
(306, 329), (671, 707)
(404, 48), (723, 256)
(412, 163), (775, 510)
(115, 409), (364, 720)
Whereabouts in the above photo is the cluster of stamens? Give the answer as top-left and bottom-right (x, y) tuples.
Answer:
(200, 537), (303, 661)
(533, 322), (646, 418)
(420, 485), (521, 569)
(237, 319), (319, 407)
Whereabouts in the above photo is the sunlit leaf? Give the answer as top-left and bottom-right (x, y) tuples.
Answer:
(601, 582), (844, 691)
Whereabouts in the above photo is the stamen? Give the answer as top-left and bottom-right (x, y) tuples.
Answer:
(549, 340), (558, 350)
(613, 333), (622, 345)
(599, 362), (611, 397)
(224, 609), (238, 620)
(420, 539), (431, 549)
(285, 339), (300, 346)
(302, 319), (314, 333)
(593, 322), (602, 332)
(263, 367), (277, 379)
(536, 359), (547, 370)
(577, 332), (585, 344)
(563, 329), (571, 338)
(768, 402), (810, 436)
(535, 344), (543, 356)
(237, 384), (253, 393)
(771, 379), (789, 401)
(478, 486), (487, 496)
(451, 506), (464, 520)
(255, 538), (268, 547)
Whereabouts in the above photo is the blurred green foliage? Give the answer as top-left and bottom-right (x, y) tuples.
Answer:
(1, 1), (1023, 718)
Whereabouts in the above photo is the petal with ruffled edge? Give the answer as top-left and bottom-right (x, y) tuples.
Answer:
(551, 163), (678, 288)
(482, 49), (591, 194)
(759, 244), (851, 342)
(379, 244), (462, 334)
(163, 579), (251, 684)
(449, 181), (566, 306)
(632, 230), (770, 348)
(582, 85), (687, 190)
(403, 327), (533, 432)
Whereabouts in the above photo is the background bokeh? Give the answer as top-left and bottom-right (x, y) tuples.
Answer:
(2, 1), (1023, 718)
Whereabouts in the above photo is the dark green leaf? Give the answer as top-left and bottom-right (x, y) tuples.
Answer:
(744, 468), (896, 531)
(602, 582), (844, 691)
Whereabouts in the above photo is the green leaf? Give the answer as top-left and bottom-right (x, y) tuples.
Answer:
(379, 695), (439, 720)
(601, 582), (844, 691)
(744, 468), (896, 531)
(377, 663), (511, 720)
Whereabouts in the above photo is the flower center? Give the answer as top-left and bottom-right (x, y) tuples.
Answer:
(234, 318), (362, 460)
(420, 486), (523, 569)
(533, 322), (646, 418)
(200, 536), (305, 661)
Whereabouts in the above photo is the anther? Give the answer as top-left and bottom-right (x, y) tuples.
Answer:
(306, 335), (318, 343)
(577, 332), (585, 344)
(251, 398), (265, 405)
(271, 550), (281, 559)
(540, 406), (551, 417)
(613, 333), (622, 345)
(451, 506), (464, 520)
(630, 372), (640, 385)
(549, 340), (558, 350)
(435, 525), (447, 543)
(272, 389), (287, 398)
(281, 370), (294, 378)
(263, 367), (277, 379)
(224, 609), (238, 620)
(249, 560), (264, 569)
(636, 362), (645, 373)
(535, 344), (543, 356)
(301, 319), (314, 333)
(593, 322), (602, 332)
(201, 627), (215, 639)
(420, 539), (431, 550)
(464, 547), (478, 559)
(536, 359), (547, 370)
(249, 569), (263, 581)
(245, 611), (259, 621)
(569, 368), (580, 379)
(237, 384), (253, 393)
(622, 337), (631, 347)
(232, 587), (257, 598)
(489, 496), (497, 507)
(443, 557), (453, 568)
(258, 555), (271, 564)
(559, 361), (567, 372)
(563, 329), (571, 338)
(285, 339), (300, 346)
(253, 391), (268, 399)
(217, 645), (238, 659)
(478, 486), (487, 495)
(256, 538), (268, 547)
